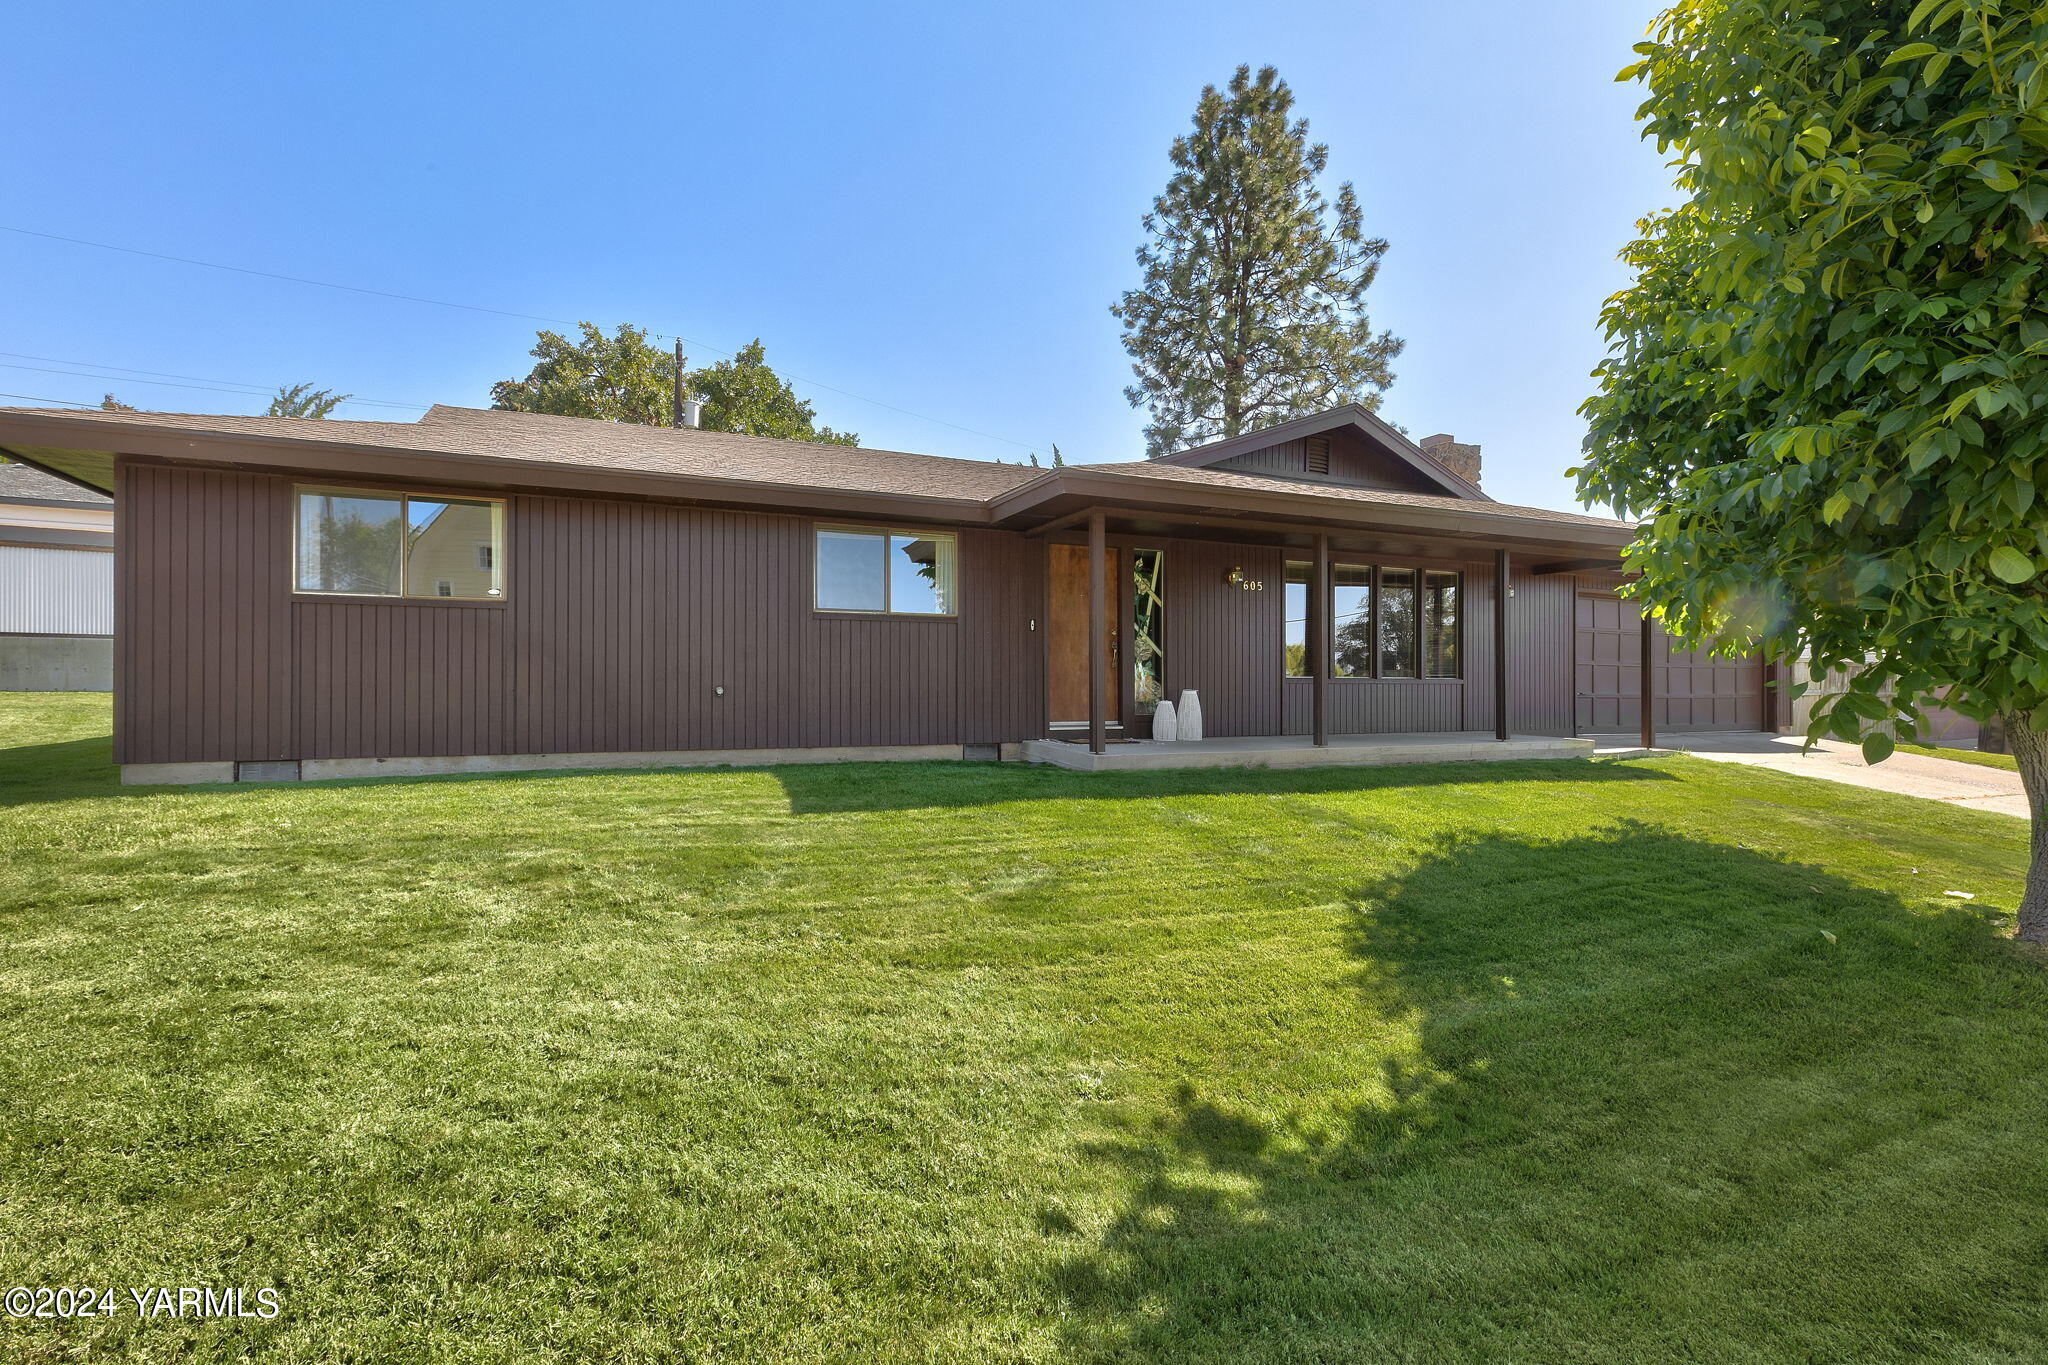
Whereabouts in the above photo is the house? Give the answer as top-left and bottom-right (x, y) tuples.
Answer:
(0, 402), (1787, 784)
(0, 457), (114, 690)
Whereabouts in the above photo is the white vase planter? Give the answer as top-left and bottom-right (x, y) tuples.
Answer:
(1151, 699), (1178, 743)
(1177, 690), (1204, 742)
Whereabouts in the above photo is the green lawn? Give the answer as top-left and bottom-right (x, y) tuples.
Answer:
(1, 692), (2042, 1364)
(1899, 741), (2019, 773)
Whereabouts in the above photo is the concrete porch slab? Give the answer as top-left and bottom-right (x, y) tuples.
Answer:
(1021, 732), (1595, 772)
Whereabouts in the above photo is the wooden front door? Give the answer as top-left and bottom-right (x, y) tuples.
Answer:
(1047, 543), (1119, 726)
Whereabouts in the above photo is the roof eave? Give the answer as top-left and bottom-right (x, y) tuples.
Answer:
(0, 413), (1007, 525)
(993, 468), (1636, 553)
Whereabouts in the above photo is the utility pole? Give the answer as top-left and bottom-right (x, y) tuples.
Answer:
(672, 339), (685, 428)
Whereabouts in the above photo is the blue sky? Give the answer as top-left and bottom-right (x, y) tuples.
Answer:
(5, 0), (1673, 512)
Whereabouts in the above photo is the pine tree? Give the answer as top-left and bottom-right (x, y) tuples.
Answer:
(1113, 65), (1402, 457)
(267, 383), (352, 418)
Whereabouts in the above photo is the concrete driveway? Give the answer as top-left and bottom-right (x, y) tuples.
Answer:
(1595, 731), (2027, 818)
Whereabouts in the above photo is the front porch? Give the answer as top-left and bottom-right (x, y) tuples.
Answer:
(1021, 731), (1595, 772)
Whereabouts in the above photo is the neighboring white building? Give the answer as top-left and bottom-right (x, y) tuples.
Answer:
(0, 458), (113, 689)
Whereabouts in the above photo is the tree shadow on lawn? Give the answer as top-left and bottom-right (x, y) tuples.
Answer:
(1050, 821), (2046, 1364)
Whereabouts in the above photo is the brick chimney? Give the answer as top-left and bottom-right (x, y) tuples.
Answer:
(1420, 433), (1481, 485)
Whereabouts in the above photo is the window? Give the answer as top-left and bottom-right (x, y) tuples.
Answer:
(1332, 565), (1373, 677)
(293, 487), (506, 600)
(814, 527), (956, 615)
(1378, 568), (1418, 678)
(1284, 562), (1310, 677)
(1281, 561), (1462, 680)
(1424, 570), (1460, 678)
(1132, 548), (1166, 713)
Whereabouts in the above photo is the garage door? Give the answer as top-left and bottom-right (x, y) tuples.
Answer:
(1919, 699), (1981, 750)
(1575, 593), (1763, 734)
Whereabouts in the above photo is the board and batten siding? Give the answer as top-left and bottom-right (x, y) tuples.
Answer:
(116, 460), (1043, 765)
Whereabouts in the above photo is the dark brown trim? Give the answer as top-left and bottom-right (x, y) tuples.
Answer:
(1312, 534), (1329, 746)
(1021, 507), (1099, 539)
(1532, 557), (1616, 576)
(1640, 608), (1657, 751)
(1495, 549), (1511, 742)
(0, 630), (113, 639)
(993, 482), (1633, 558)
(1087, 511), (1106, 754)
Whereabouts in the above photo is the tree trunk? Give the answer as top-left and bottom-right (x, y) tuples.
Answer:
(2008, 713), (2048, 944)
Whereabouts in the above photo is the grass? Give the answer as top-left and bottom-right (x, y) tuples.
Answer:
(0, 691), (2042, 1364)
(1899, 741), (2019, 773)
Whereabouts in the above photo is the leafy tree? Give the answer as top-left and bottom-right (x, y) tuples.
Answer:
(691, 340), (858, 445)
(491, 323), (681, 426)
(99, 394), (136, 412)
(1577, 1), (2048, 939)
(1113, 64), (1403, 457)
(267, 383), (352, 418)
(492, 326), (857, 445)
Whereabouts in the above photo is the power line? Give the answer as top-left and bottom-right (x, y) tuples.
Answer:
(0, 390), (96, 408)
(1, 224), (1044, 451)
(0, 353), (428, 411)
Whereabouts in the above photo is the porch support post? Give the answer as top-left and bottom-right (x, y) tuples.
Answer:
(1494, 549), (1511, 742)
(1313, 534), (1330, 746)
(1640, 607), (1658, 751)
(1087, 510), (1107, 755)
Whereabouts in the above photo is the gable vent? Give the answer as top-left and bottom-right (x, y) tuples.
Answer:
(1305, 435), (1331, 475)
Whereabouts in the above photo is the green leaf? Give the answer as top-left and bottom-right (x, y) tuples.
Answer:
(1862, 731), (1896, 764)
(1989, 547), (2036, 583)
(1823, 493), (1854, 523)
(1977, 162), (2020, 193)
(1885, 42), (1940, 63)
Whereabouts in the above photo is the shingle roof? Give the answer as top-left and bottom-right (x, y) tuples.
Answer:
(1084, 458), (1631, 530)
(0, 457), (111, 505)
(0, 404), (1043, 503)
(413, 406), (1043, 500)
(0, 404), (1630, 534)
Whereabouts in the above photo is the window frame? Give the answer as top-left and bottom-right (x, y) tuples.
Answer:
(811, 523), (960, 618)
(291, 484), (508, 604)
(1280, 560), (1464, 682)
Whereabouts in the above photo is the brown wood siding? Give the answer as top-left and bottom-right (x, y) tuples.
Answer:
(1160, 539), (1284, 737)
(1282, 680), (1466, 733)
(115, 462), (293, 764)
(117, 463), (1045, 763)
(295, 602), (507, 758)
(1507, 568), (1577, 737)
(1213, 427), (1438, 493)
